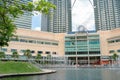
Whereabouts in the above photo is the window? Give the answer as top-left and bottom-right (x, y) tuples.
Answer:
(52, 52), (57, 55)
(11, 38), (18, 41)
(117, 49), (120, 53)
(77, 36), (87, 39)
(45, 42), (51, 45)
(29, 40), (36, 43)
(52, 43), (58, 46)
(109, 50), (115, 54)
(31, 50), (35, 53)
(65, 41), (71, 45)
(89, 40), (99, 44)
(37, 51), (43, 54)
(116, 39), (120, 42)
(46, 51), (50, 54)
(20, 50), (25, 53)
(20, 39), (27, 42)
(37, 41), (44, 44)
(108, 40), (115, 43)
(11, 49), (17, 52)
(1, 48), (7, 52)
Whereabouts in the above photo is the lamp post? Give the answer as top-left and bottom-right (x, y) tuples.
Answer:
(75, 32), (78, 67)
(86, 31), (90, 66)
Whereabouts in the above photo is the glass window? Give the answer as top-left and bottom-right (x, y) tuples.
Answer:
(52, 43), (58, 46)
(109, 50), (115, 53)
(77, 40), (87, 45)
(117, 49), (120, 53)
(37, 41), (44, 44)
(31, 50), (35, 53)
(116, 39), (120, 42)
(52, 52), (56, 55)
(108, 40), (115, 43)
(65, 36), (75, 40)
(37, 51), (43, 54)
(11, 38), (18, 41)
(20, 50), (25, 53)
(65, 41), (71, 45)
(20, 39), (27, 42)
(46, 51), (50, 54)
(45, 42), (51, 45)
(89, 40), (99, 44)
(29, 40), (36, 43)
(77, 36), (87, 39)
(41, 42), (44, 44)
(11, 49), (17, 52)
(1, 48), (7, 52)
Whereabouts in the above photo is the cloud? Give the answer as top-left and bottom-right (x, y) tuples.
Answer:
(72, 0), (95, 31)
(33, 26), (41, 31)
(32, 0), (95, 31)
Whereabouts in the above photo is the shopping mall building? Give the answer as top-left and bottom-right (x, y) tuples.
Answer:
(1, 28), (120, 65)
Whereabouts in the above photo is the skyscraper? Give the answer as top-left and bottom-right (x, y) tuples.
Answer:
(93, 0), (120, 31)
(14, 0), (32, 29)
(41, 0), (72, 33)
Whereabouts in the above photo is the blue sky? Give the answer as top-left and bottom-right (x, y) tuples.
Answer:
(32, 14), (41, 30)
(32, 0), (95, 31)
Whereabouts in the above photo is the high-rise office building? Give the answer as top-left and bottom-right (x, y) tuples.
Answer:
(14, 0), (32, 29)
(93, 0), (120, 31)
(41, 0), (72, 33)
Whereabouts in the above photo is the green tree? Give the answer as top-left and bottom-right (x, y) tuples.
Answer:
(35, 53), (42, 64)
(0, 0), (55, 48)
(112, 53), (119, 61)
(24, 49), (32, 59)
(47, 54), (52, 59)
(36, 53), (42, 59)
(47, 54), (52, 64)
(12, 51), (19, 59)
(0, 52), (5, 58)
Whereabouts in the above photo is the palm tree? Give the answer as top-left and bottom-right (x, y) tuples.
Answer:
(36, 54), (42, 64)
(47, 54), (52, 59)
(47, 54), (52, 64)
(12, 51), (19, 60)
(112, 53), (119, 61)
(24, 49), (32, 60)
(112, 53), (119, 66)
(36, 54), (42, 60)
(0, 52), (5, 59)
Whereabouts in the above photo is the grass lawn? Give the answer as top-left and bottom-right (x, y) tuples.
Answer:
(0, 61), (41, 74)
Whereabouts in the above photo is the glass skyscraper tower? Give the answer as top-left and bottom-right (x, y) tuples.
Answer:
(41, 0), (72, 33)
(93, 0), (120, 31)
(14, 0), (32, 29)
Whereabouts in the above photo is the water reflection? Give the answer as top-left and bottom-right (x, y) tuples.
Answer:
(0, 76), (28, 80)
(1, 68), (120, 80)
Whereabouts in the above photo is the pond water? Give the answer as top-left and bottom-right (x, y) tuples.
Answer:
(1, 68), (120, 80)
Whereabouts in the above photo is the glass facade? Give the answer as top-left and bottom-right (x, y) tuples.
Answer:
(41, 0), (72, 33)
(65, 33), (101, 65)
(11, 36), (58, 46)
(14, 0), (32, 29)
(93, 0), (120, 31)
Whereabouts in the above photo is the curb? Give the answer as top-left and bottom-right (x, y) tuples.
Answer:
(0, 69), (56, 78)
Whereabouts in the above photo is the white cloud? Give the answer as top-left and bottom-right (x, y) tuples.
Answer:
(32, 0), (95, 31)
(33, 26), (41, 31)
(72, 0), (95, 31)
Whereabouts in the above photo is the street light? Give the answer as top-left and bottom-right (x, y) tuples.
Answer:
(86, 30), (90, 66)
(75, 32), (78, 67)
